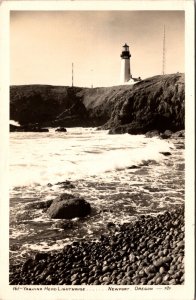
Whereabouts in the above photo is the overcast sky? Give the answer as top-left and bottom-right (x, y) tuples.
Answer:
(10, 10), (184, 87)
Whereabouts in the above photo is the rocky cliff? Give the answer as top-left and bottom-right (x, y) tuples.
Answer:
(10, 73), (184, 133)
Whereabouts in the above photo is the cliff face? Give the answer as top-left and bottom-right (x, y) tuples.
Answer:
(10, 85), (89, 127)
(10, 73), (184, 133)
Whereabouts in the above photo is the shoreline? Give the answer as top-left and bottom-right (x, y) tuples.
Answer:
(10, 205), (184, 285)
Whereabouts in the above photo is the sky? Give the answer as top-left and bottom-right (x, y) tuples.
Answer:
(10, 10), (184, 87)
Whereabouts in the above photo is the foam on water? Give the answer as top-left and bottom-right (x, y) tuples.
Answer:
(9, 128), (184, 263)
(10, 128), (172, 187)
(10, 120), (20, 126)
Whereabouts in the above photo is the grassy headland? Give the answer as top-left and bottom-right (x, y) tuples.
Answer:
(10, 73), (184, 134)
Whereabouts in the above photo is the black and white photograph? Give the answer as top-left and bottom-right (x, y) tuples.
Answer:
(0, 1), (194, 300)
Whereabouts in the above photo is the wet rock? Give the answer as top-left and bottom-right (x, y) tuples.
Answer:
(127, 165), (140, 169)
(160, 152), (172, 156)
(171, 130), (185, 138)
(21, 258), (34, 272)
(55, 127), (67, 132)
(51, 219), (74, 230)
(160, 130), (173, 139)
(47, 193), (91, 219)
(25, 199), (53, 210)
(55, 180), (75, 189)
(145, 130), (160, 138)
(34, 253), (48, 261)
(10, 124), (49, 132)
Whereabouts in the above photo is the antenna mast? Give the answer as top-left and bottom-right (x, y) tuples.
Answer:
(72, 62), (74, 87)
(162, 25), (166, 75)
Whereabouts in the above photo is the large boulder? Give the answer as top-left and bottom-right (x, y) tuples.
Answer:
(47, 193), (91, 219)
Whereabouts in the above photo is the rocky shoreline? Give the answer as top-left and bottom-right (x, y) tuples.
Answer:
(10, 73), (184, 132)
(10, 205), (184, 285)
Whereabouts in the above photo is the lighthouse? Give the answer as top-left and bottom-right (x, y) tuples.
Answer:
(120, 43), (132, 84)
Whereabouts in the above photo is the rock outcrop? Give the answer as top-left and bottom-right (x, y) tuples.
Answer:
(10, 124), (49, 132)
(10, 73), (184, 134)
(47, 193), (91, 219)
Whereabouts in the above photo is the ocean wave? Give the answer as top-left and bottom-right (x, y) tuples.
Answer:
(10, 131), (172, 187)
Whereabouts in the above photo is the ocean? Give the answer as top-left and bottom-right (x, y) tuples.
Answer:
(9, 127), (184, 264)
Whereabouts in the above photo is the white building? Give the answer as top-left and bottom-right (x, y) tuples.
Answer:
(120, 43), (141, 85)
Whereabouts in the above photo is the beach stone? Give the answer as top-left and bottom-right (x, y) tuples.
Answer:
(176, 241), (184, 249)
(21, 258), (34, 272)
(159, 266), (165, 274)
(102, 266), (109, 273)
(129, 253), (136, 263)
(9, 206), (185, 286)
(34, 252), (48, 261)
(47, 193), (91, 219)
(71, 274), (78, 282)
(155, 276), (162, 284)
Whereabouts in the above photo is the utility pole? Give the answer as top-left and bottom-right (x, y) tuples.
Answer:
(72, 62), (74, 87)
(162, 25), (166, 75)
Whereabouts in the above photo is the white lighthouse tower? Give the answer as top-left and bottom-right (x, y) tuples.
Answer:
(120, 43), (132, 84)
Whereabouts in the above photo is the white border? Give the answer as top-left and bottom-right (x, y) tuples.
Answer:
(0, 1), (195, 300)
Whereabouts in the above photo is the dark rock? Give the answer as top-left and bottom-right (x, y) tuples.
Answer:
(10, 124), (21, 132)
(10, 74), (184, 131)
(171, 130), (185, 138)
(51, 220), (74, 230)
(10, 123), (49, 132)
(34, 252), (48, 261)
(106, 222), (116, 229)
(25, 199), (53, 210)
(21, 258), (34, 272)
(55, 181), (75, 189)
(108, 126), (127, 135)
(47, 193), (91, 219)
(145, 130), (160, 138)
(160, 130), (173, 139)
(127, 165), (140, 169)
(55, 127), (67, 132)
(160, 152), (172, 156)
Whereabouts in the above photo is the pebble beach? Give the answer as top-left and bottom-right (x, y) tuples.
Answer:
(10, 205), (184, 285)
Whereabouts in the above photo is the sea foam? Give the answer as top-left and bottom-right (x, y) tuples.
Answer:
(10, 129), (172, 187)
